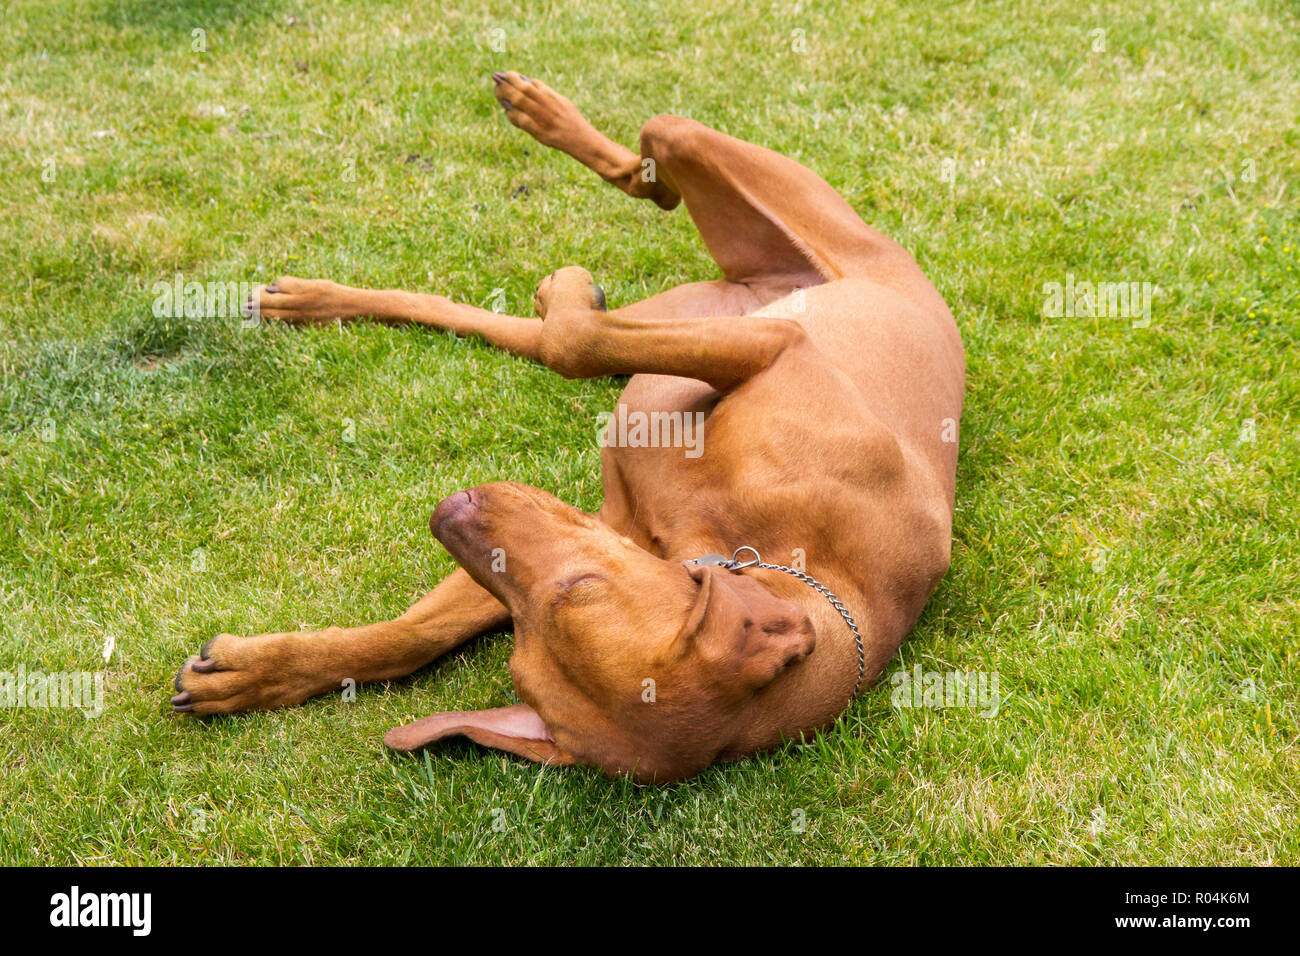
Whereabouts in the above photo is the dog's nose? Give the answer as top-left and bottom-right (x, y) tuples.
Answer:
(431, 490), (476, 537)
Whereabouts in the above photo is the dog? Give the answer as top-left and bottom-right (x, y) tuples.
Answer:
(170, 72), (964, 783)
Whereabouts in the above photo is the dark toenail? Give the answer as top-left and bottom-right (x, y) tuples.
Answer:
(200, 637), (217, 660)
(492, 72), (505, 84)
(191, 658), (217, 673)
(171, 691), (191, 706)
(173, 703), (194, 713)
(265, 284), (280, 294)
(173, 665), (187, 692)
(592, 284), (607, 311)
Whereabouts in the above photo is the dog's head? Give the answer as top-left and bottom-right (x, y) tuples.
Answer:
(383, 482), (816, 782)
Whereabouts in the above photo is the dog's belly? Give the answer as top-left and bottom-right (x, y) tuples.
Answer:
(613, 278), (963, 465)
(756, 279), (964, 451)
(605, 277), (963, 504)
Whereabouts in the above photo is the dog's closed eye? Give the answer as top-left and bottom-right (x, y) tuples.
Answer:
(555, 573), (609, 606)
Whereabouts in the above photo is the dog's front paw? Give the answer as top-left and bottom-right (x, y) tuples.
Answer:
(245, 276), (349, 324)
(533, 266), (606, 320)
(170, 631), (325, 715)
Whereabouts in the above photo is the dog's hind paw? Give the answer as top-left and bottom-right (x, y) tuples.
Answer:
(491, 70), (597, 155)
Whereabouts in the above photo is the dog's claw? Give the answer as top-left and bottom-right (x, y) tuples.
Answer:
(492, 72), (505, 85)
(172, 703), (194, 713)
(173, 638), (221, 706)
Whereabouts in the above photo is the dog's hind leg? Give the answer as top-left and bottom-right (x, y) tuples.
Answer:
(494, 73), (943, 310)
(171, 568), (508, 715)
(492, 71), (682, 211)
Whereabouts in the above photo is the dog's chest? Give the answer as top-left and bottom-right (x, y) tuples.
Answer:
(600, 374), (837, 558)
(600, 376), (723, 535)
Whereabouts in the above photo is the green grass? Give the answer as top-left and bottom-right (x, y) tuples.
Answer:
(1, 0), (1297, 865)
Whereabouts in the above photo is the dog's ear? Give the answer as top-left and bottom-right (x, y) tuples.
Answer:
(681, 563), (816, 692)
(383, 702), (576, 766)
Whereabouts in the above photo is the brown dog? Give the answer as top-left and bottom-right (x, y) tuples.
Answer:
(170, 73), (964, 782)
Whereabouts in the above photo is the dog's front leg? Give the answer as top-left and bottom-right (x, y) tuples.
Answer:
(171, 568), (507, 715)
(535, 267), (808, 391)
(247, 277), (548, 360)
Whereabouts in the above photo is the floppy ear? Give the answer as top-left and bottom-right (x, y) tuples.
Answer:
(383, 702), (576, 766)
(682, 563), (816, 692)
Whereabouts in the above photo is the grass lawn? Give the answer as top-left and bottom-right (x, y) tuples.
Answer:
(1, 0), (1297, 865)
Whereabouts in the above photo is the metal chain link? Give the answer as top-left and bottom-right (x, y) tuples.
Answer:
(690, 547), (865, 700)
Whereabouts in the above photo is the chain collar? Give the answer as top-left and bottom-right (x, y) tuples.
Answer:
(689, 547), (865, 700)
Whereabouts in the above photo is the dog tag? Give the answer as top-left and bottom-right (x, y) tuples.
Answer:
(690, 553), (732, 566)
